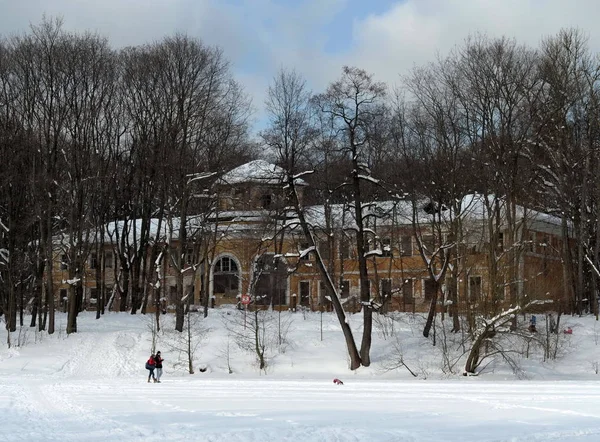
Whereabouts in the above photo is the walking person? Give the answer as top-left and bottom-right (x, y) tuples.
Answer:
(155, 351), (164, 383)
(146, 353), (157, 383)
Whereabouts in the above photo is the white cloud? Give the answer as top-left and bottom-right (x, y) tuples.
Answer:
(340, 0), (600, 90)
(1, 0), (599, 133)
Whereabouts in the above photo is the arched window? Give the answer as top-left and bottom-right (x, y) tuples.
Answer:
(213, 256), (240, 298)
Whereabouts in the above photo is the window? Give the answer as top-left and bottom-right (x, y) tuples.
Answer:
(363, 237), (372, 253)
(340, 280), (350, 298)
(381, 278), (392, 298)
(318, 239), (330, 260)
(402, 279), (414, 304)
(340, 236), (352, 260)
(59, 289), (68, 308)
(215, 257), (238, 273)
(60, 255), (68, 270)
(496, 232), (504, 252)
(90, 288), (98, 301)
(89, 253), (98, 270)
(381, 238), (392, 257)
(423, 279), (436, 301)
(527, 232), (536, 253)
(169, 286), (177, 302)
(399, 236), (412, 256)
(185, 249), (194, 265)
(260, 193), (272, 209)
(104, 251), (113, 268)
(214, 256), (239, 297)
(299, 281), (310, 307)
(168, 247), (177, 267)
(319, 281), (332, 302)
(469, 276), (482, 302)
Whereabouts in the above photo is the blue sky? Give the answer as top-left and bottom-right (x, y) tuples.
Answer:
(1, 0), (599, 134)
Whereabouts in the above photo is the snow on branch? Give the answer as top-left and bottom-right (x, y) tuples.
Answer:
(357, 174), (380, 185)
(365, 249), (383, 258)
(293, 170), (315, 180)
(186, 172), (217, 185)
(298, 246), (315, 260)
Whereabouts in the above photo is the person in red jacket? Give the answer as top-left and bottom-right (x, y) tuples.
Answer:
(155, 351), (164, 383)
(146, 354), (157, 383)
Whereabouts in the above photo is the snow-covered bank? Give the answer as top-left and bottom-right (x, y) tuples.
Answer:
(1, 310), (600, 441)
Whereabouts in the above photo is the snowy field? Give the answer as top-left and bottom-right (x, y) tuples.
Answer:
(1, 309), (600, 441)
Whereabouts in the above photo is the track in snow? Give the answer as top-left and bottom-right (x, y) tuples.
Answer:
(1, 379), (600, 441)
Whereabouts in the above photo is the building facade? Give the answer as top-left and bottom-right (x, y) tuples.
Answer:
(52, 160), (569, 314)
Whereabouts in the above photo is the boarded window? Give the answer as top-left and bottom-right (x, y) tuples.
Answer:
(60, 255), (68, 270)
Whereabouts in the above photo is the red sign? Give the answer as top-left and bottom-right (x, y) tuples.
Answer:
(241, 294), (251, 305)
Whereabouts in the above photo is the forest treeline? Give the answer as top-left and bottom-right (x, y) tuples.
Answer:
(0, 17), (598, 362)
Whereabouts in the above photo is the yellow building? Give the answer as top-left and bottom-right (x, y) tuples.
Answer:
(52, 161), (569, 314)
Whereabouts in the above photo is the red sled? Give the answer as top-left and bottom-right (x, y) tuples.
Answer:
(563, 327), (573, 334)
(333, 378), (344, 385)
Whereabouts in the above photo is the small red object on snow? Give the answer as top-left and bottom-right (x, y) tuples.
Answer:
(564, 327), (573, 334)
(333, 378), (344, 385)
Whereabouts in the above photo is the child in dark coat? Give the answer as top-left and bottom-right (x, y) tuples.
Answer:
(155, 351), (164, 383)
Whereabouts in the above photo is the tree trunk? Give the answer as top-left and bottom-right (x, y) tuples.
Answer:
(289, 182), (361, 369)
(423, 283), (439, 338)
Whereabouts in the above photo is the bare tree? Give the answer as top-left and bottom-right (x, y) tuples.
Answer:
(312, 66), (387, 366)
(262, 68), (362, 369)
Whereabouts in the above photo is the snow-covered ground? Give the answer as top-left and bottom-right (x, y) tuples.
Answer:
(1, 309), (600, 441)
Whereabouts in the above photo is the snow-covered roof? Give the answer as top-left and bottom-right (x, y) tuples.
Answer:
(56, 194), (564, 249)
(218, 160), (307, 186)
(460, 193), (565, 233)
